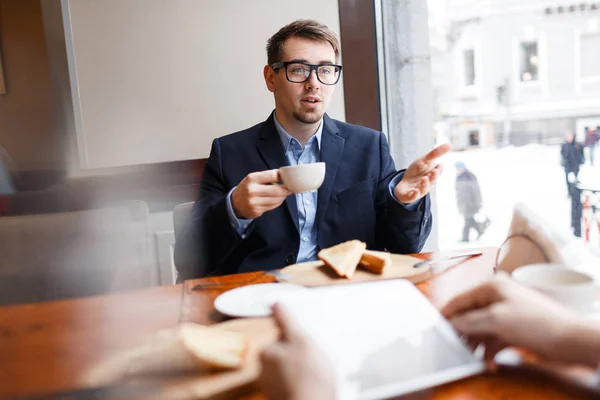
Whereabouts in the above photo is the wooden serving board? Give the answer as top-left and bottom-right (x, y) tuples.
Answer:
(86, 318), (278, 400)
(278, 253), (431, 287)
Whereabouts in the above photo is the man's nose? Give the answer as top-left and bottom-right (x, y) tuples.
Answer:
(305, 70), (320, 90)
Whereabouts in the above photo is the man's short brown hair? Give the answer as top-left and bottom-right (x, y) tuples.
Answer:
(266, 19), (340, 66)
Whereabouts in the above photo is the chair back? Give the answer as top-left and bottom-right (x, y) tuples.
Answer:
(173, 201), (194, 243)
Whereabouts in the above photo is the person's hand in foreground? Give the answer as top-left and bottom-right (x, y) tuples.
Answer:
(394, 143), (452, 204)
(259, 303), (336, 400)
(442, 273), (600, 367)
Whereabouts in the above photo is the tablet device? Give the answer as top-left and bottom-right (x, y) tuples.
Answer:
(280, 280), (485, 399)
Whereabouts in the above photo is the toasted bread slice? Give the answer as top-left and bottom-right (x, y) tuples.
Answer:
(125, 323), (248, 375)
(359, 249), (391, 274)
(318, 240), (366, 279)
(89, 323), (248, 381)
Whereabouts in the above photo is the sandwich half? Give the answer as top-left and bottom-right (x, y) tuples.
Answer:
(318, 240), (366, 279)
(359, 249), (391, 274)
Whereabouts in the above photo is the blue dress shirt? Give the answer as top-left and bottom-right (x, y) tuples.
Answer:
(225, 115), (421, 263)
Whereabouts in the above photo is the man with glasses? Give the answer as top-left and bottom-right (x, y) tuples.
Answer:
(175, 20), (450, 278)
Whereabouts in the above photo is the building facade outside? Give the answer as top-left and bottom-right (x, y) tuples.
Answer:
(429, 0), (600, 149)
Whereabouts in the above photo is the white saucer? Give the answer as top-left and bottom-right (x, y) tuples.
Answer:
(214, 283), (310, 318)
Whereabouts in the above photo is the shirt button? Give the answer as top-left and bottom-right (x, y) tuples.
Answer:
(305, 199), (311, 205)
(302, 236), (309, 242)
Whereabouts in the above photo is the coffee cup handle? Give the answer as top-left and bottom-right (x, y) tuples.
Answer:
(272, 182), (292, 194)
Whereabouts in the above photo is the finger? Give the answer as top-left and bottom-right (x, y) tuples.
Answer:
(465, 335), (484, 352)
(259, 344), (277, 364)
(253, 197), (287, 207)
(483, 338), (507, 367)
(272, 303), (304, 342)
(419, 176), (430, 196)
(258, 345), (285, 392)
(271, 182), (292, 194)
(420, 160), (438, 174)
(441, 281), (502, 319)
(422, 143), (452, 163)
(250, 205), (285, 217)
(248, 169), (282, 185)
(428, 163), (443, 174)
(411, 176), (431, 202)
(449, 308), (496, 336)
(249, 183), (291, 198)
(427, 164), (444, 185)
(428, 171), (441, 187)
(496, 271), (510, 279)
(252, 201), (287, 215)
(259, 342), (286, 367)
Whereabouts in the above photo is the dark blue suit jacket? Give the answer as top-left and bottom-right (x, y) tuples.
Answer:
(175, 113), (432, 278)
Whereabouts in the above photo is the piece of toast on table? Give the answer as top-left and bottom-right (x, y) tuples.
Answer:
(359, 249), (391, 274)
(88, 323), (248, 381)
(318, 240), (366, 279)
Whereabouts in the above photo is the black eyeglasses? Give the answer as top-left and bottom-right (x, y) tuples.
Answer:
(271, 61), (343, 85)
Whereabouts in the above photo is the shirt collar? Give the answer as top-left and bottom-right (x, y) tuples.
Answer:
(274, 112), (323, 152)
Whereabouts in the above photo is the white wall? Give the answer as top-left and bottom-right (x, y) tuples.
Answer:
(63, 0), (346, 169)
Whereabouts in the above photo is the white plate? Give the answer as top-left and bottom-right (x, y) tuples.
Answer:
(214, 283), (310, 318)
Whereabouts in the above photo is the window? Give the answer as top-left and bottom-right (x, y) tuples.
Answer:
(520, 42), (538, 82)
(468, 130), (479, 146)
(464, 49), (475, 86)
(426, 3), (592, 252)
(580, 34), (600, 78)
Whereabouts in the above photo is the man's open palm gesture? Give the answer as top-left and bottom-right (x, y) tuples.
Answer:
(394, 143), (452, 204)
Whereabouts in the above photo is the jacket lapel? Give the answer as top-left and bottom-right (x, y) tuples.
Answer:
(314, 114), (344, 231)
(256, 112), (299, 233)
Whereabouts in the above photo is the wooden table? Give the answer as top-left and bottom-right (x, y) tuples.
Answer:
(0, 247), (598, 399)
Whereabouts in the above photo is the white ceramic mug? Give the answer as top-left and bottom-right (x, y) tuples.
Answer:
(279, 162), (326, 194)
(511, 263), (599, 313)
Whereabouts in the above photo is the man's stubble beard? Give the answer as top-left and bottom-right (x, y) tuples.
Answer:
(293, 110), (323, 124)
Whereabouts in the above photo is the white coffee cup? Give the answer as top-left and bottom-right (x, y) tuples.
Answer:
(279, 162), (326, 194)
(511, 263), (599, 313)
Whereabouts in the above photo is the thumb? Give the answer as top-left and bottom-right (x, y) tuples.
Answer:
(272, 303), (303, 342)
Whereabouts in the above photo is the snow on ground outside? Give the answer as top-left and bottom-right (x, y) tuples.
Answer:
(435, 144), (600, 251)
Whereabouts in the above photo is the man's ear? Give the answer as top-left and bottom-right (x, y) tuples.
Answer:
(264, 65), (276, 93)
